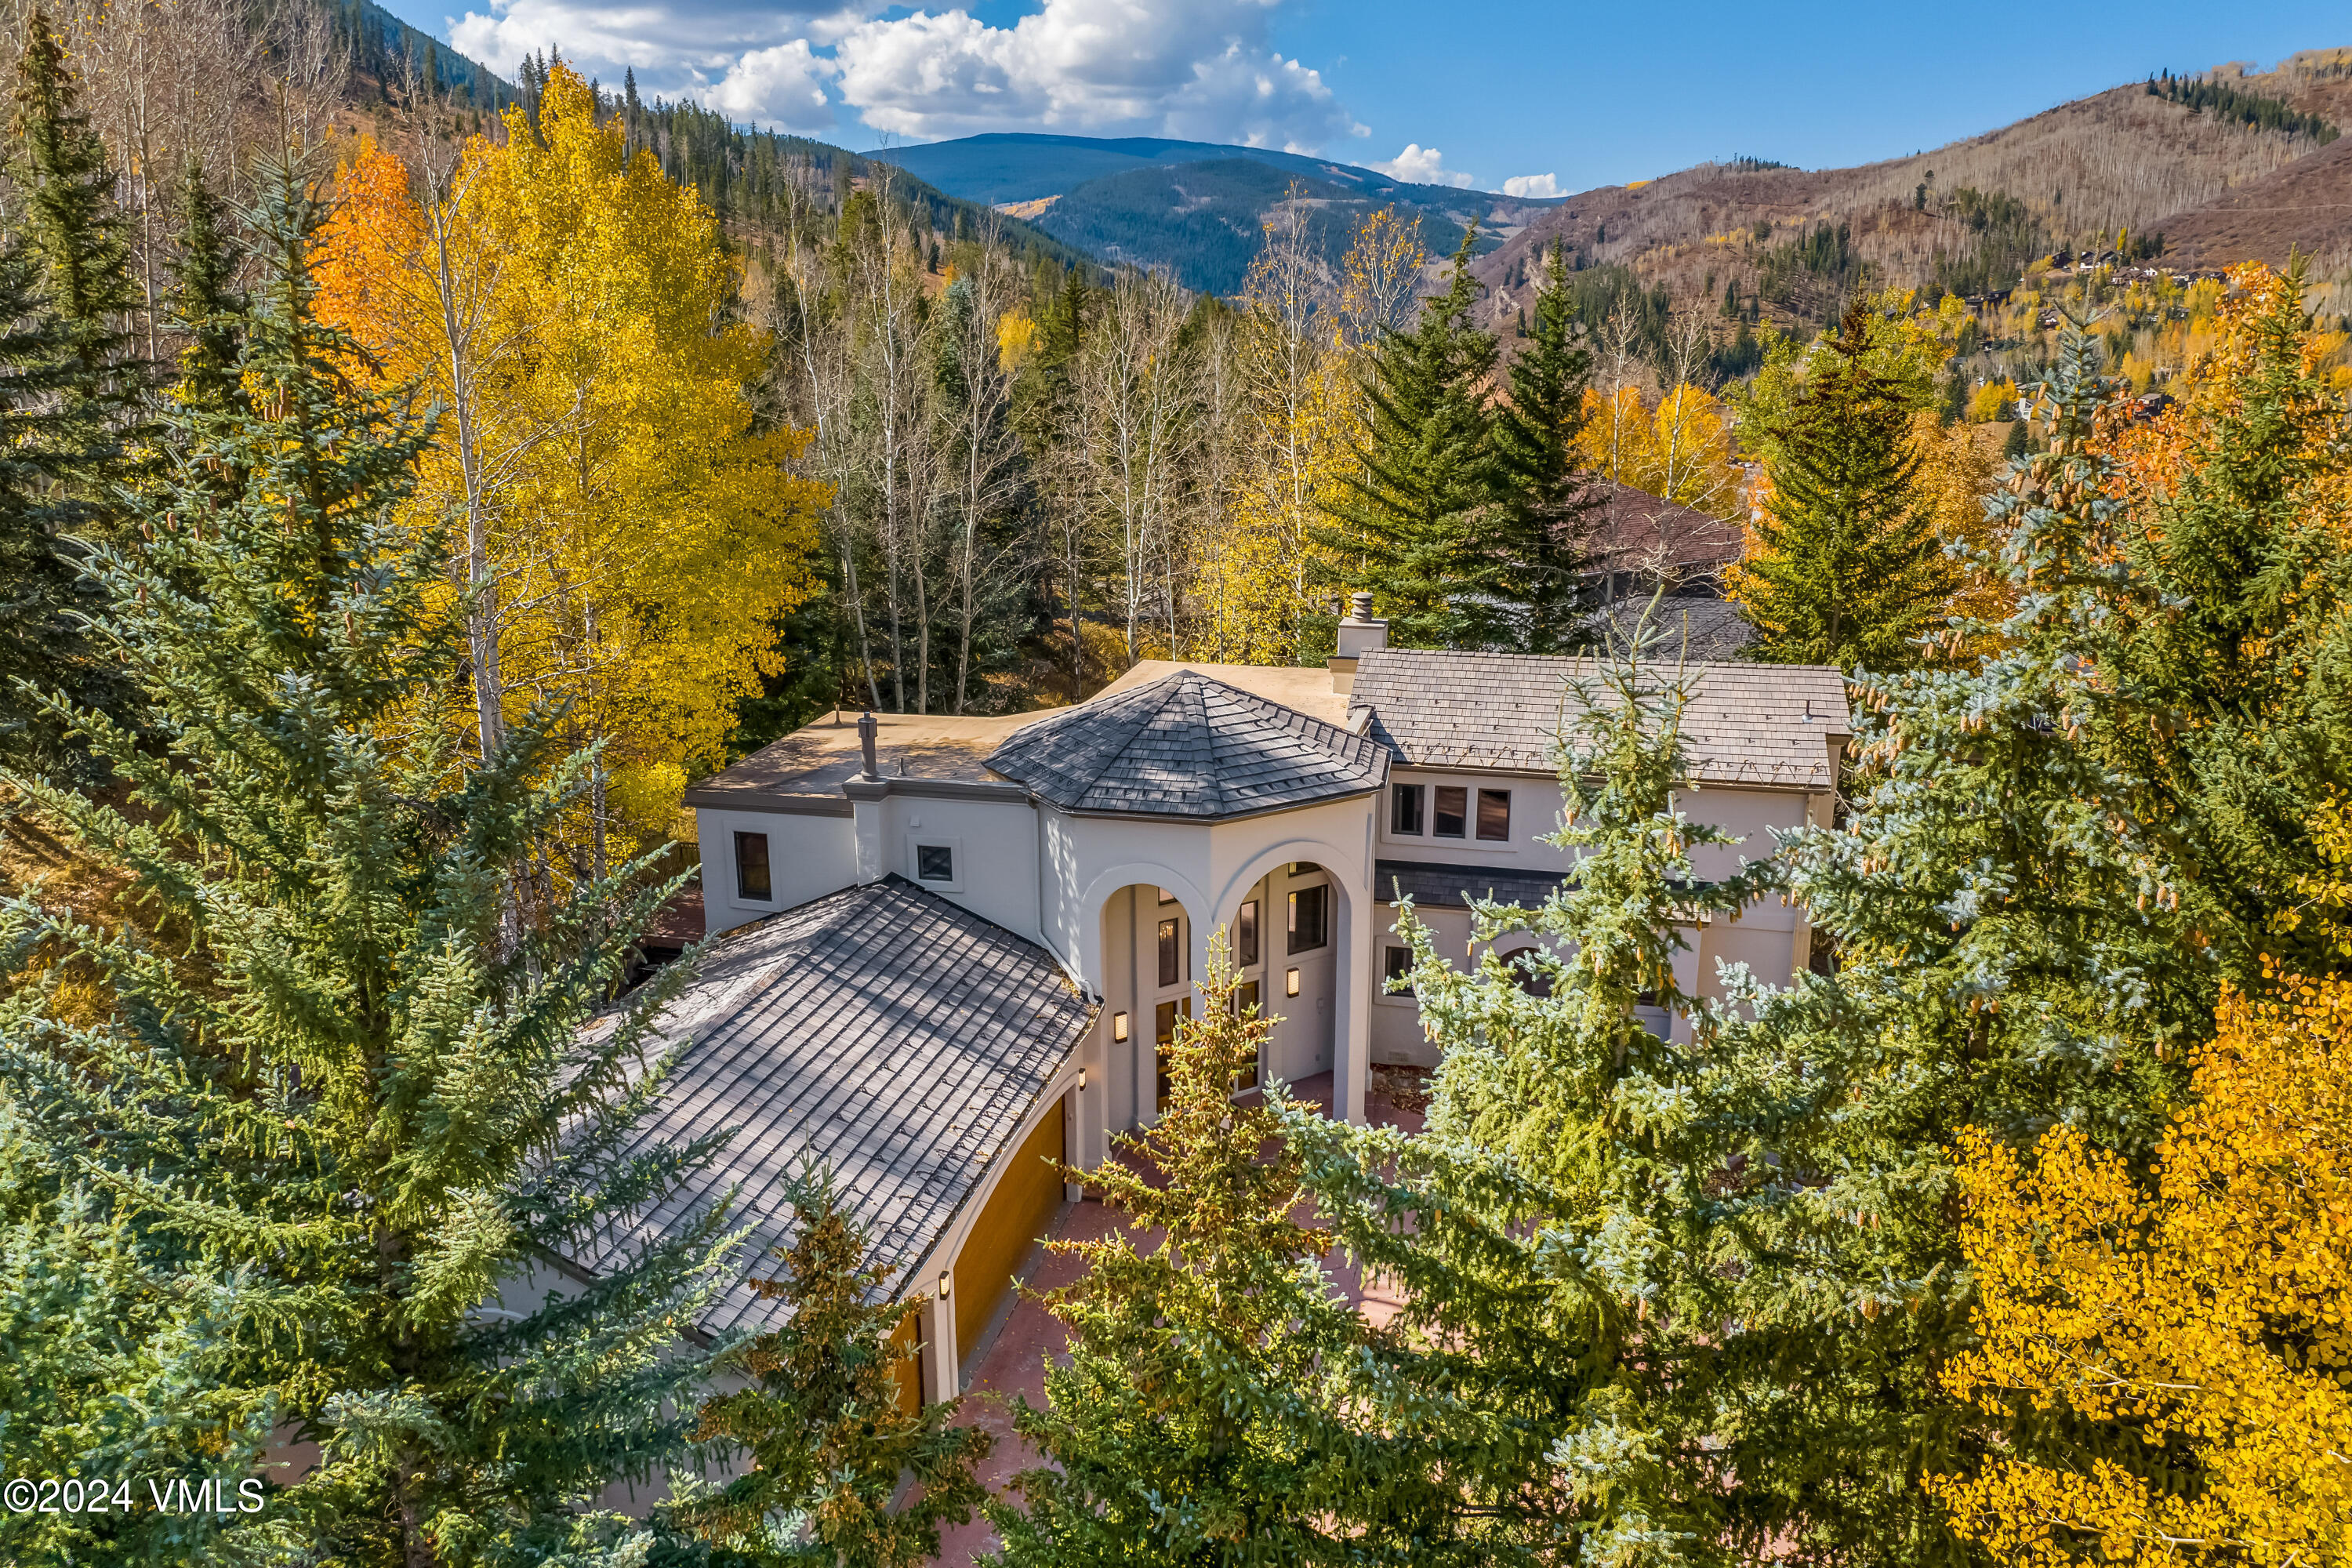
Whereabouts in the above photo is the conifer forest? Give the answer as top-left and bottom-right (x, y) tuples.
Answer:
(1, 2), (2350, 1565)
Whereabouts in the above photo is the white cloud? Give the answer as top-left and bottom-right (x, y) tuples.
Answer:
(1371, 143), (1473, 188)
(833, 0), (1358, 148)
(709, 39), (833, 127)
(1503, 172), (1562, 199)
(441, 0), (1359, 150)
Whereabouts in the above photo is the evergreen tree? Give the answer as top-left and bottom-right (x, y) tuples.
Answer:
(1730, 299), (1952, 672)
(9, 9), (145, 491)
(1319, 227), (1516, 649)
(0, 231), (111, 779)
(165, 154), (245, 415)
(1496, 240), (1601, 652)
(0, 158), (735, 1567)
(992, 941), (1385, 1565)
(2081, 266), (2352, 986)
(674, 1171), (989, 1566)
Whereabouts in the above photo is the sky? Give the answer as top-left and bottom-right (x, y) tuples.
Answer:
(369, 0), (2352, 194)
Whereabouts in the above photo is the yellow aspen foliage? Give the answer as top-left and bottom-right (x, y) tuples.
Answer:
(1574, 383), (1744, 521)
(1932, 972), (2352, 1565)
(1911, 410), (2013, 637)
(1967, 377), (2020, 423)
(316, 69), (825, 858)
(1196, 199), (1359, 665)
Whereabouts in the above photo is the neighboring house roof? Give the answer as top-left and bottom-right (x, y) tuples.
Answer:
(573, 876), (1093, 1339)
(1350, 648), (1850, 787)
(1582, 596), (1758, 662)
(986, 669), (1388, 821)
(1591, 480), (1745, 574)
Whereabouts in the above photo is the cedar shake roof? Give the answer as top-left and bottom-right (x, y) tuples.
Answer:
(1349, 648), (1849, 788)
(573, 877), (1093, 1338)
(985, 669), (1388, 821)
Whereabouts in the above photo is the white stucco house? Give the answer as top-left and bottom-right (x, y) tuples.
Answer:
(612, 601), (1849, 1402)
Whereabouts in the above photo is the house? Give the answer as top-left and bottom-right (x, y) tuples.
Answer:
(634, 602), (1849, 1399)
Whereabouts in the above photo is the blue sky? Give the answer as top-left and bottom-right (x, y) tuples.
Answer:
(372, 0), (2352, 194)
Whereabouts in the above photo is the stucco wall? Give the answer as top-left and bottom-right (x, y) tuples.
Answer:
(696, 806), (855, 936)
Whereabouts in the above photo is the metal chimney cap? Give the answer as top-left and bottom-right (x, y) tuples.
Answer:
(857, 709), (880, 781)
(1346, 590), (1375, 621)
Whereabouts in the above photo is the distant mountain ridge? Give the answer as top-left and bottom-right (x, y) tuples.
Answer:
(865, 131), (1554, 206)
(866, 131), (1560, 294)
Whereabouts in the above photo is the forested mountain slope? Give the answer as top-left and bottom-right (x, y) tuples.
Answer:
(1473, 69), (2350, 334)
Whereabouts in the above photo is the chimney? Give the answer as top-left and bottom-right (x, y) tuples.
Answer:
(858, 709), (880, 780)
(1328, 591), (1388, 694)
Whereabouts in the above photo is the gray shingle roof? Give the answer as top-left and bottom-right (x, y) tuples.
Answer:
(1375, 858), (1576, 908)
(986, 669), (1388, 820)
(572, 877), (1093, 1338)
(1583, 596), (1757, 662)
(1350, 648), (1849, 787)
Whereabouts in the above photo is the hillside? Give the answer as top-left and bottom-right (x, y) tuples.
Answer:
(1472, 74), (2347, 334)
(1025, 158), (1489, 296)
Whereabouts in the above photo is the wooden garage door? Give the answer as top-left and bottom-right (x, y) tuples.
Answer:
(952, 1098), (1065, 1364)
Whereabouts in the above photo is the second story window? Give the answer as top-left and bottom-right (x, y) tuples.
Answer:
(1236, 899), (1259, 967)
(1288, 884), (1329, 954)
(1433, 786), (1468, 838)
(1158, 917), (1183, 987)
(1391, 782), (1425, 835)
(734, 830), (771, 902)
(1477, 789), (1512, 842)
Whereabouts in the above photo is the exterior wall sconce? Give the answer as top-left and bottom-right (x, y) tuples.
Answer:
(938, 1270), (952, 1299)
(1111, 1011), (1130, 1042)
(1285, 967), (1301, 996)
(1076, 1066), (1088, 1091)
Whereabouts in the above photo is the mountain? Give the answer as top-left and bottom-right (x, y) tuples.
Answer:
(1468, 57), (2352, 336)
(866, 131), (1551, 208)
(868, 131), (1559, 294)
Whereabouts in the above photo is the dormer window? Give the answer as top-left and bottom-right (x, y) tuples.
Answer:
(1433, 786), (1468, 838)
(1477, 789), (1512, 842)
(1391, 782), (1425, 835)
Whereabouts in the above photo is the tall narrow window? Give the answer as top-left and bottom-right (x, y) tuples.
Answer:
(1154, 998), (1189, 1110)
(1477, 789), (1512, 842)
(1287, 884), (1328, 954)
(1433, 786), (1468, 838)
(734, 831), (771, 901)
(1236, 900), (1259, 967)
(1157, 917), (1182, 988)
(1391, 782), (1425, 835)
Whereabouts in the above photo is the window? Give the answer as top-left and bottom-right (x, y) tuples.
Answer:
(1158, 886), (1178, 904)
(1236, 978), (1261, 1016)
(1477, 789), (1512, 843)
(1236, 900), (1259, 967)
(1154, 998), (1190, 1111)
(915, 844), (954, 883)
(1434, 786), (1468, 838)
(1391, 782), (1425, 835)
(1384, 945), (1414, 987)
(734, 831), (771, 901)
(1157, 917), (1182, 988)
(1287, 884), (1328, 954)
